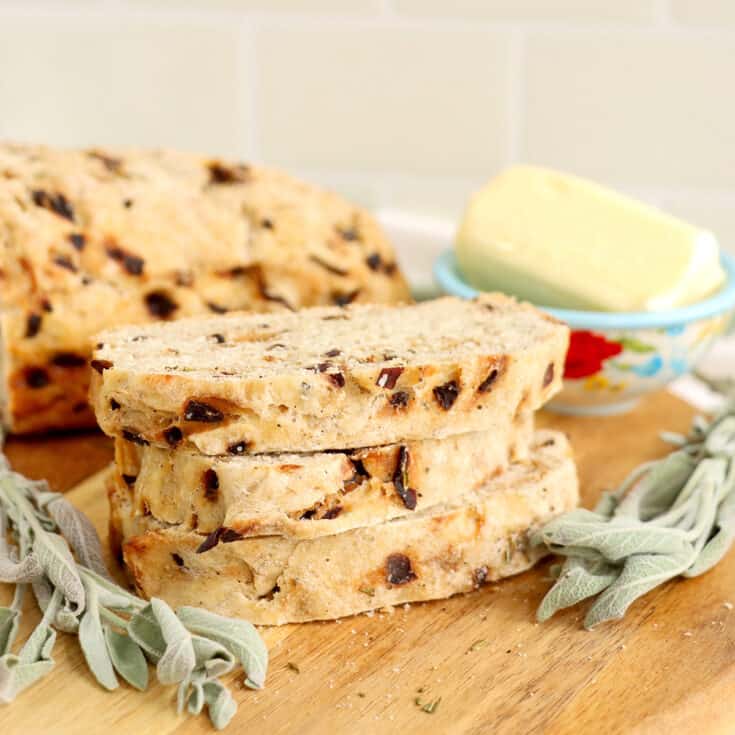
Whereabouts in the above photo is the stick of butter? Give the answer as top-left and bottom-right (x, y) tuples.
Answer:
(455, 166), (725, 312)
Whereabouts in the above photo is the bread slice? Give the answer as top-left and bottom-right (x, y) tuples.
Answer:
(114, 410), (534, 540)
(0, 143), (409, 434)
(110, 430), (578, 625)
(91, 294), (568, 454)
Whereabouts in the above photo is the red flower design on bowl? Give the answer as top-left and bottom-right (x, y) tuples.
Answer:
(564, 330), (623, 379)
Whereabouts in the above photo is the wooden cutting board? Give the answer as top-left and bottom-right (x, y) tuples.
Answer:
(2, 391), (734, 735)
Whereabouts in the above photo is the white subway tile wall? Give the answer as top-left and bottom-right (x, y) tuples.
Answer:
(0, 0), (733, 250)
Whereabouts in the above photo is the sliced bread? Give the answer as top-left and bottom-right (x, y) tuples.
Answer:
(114, 410), (533, 540)
(91, 294), (568, 454)
(110, 430), (578, 625)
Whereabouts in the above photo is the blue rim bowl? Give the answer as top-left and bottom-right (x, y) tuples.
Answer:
(433, 249), (735, 329)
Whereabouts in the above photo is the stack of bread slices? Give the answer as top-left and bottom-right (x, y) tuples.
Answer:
(91, 294), (579, 625)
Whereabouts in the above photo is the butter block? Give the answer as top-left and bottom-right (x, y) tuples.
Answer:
(455, 166), (725, 312)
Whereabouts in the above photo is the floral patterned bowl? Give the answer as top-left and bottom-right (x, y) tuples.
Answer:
(433, 249), (735, 415)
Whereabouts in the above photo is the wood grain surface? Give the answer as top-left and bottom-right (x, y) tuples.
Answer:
(1, 391), (734, 735)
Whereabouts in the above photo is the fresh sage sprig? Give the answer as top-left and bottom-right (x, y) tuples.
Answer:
(534, 398), (735, 628)
(0, 431), (268, 729)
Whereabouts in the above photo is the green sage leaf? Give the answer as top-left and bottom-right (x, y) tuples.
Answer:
(0, 550), (42, 584)
(78, 583), (118, 691)
(537, 394), (735, 629)
(0, 608), (20, 656)
(32, 533), (85, 612)
(203, 680), (237, 730)
(186, 671), (206, 716)
(191, 635), (236, 680)
(1, 608), (57, 702)
(705, 416), (735, 457)
(0, 654), (54, 704)
(31, 576), (80, 634)
(537, 557), (620, 622)
(584, 552), (692, 629)
(19, 609), (57, 664)
(627, 452), (694, 520)
(684, 526), (735, 577)
(150, 598), (196, 685)
(540, 511), (691, 561)
(684, 480), (735, 576)
(104, 628), (149, 691)
(80, 567), (143, 612)
(45, 497), (110, 579)
(177, 606), (268, 689)
(127, 603), (166, 661)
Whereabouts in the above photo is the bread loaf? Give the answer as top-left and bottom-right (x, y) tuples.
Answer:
(0, 143), (409, 433)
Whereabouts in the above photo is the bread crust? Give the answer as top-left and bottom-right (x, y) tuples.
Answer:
(0, 143), (409, 433)
(111, 430), (578, 625)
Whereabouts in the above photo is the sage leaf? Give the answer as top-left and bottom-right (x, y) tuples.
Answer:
(0, 654), (54, 704)
(593, 491), (620, 519)
(0, 430), (268, 726)
(2, 607), (58, 702)
(150, 598), (196, 685)
(684, 485), (735, 577)
(31, 576), (80, 634)
(537, 394), (735, 629)
(31, 576), (51, 611)
(93, 585), (140, 612)
(584, 552), (692, 629)
(104, 628), (149, 691)
(683, 526), (735, 577)
(191, 635), (236, 680)
(0, 609), (19, 656)
(177, 606), (268, 689)
(33, 533), (85, 612)
(630, 452), (694, 520)
(203, 680), (237, 730)
(540, 512), (691, 561)
(0, 507), (42, 584)
(56, 607), (81, 635)
(127, 604), (166, 661)
(80, 567), (143, 612)
(186, 671), (206, 716)
(705, 416), (735, 457)
(19, 606), (58, 664)
(0, 549), (42, 584)
(537, 557), (620, 622)
(45, 497), (110, 579)
(177, 677), (189, 715)
(78, 583), (118, 691)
